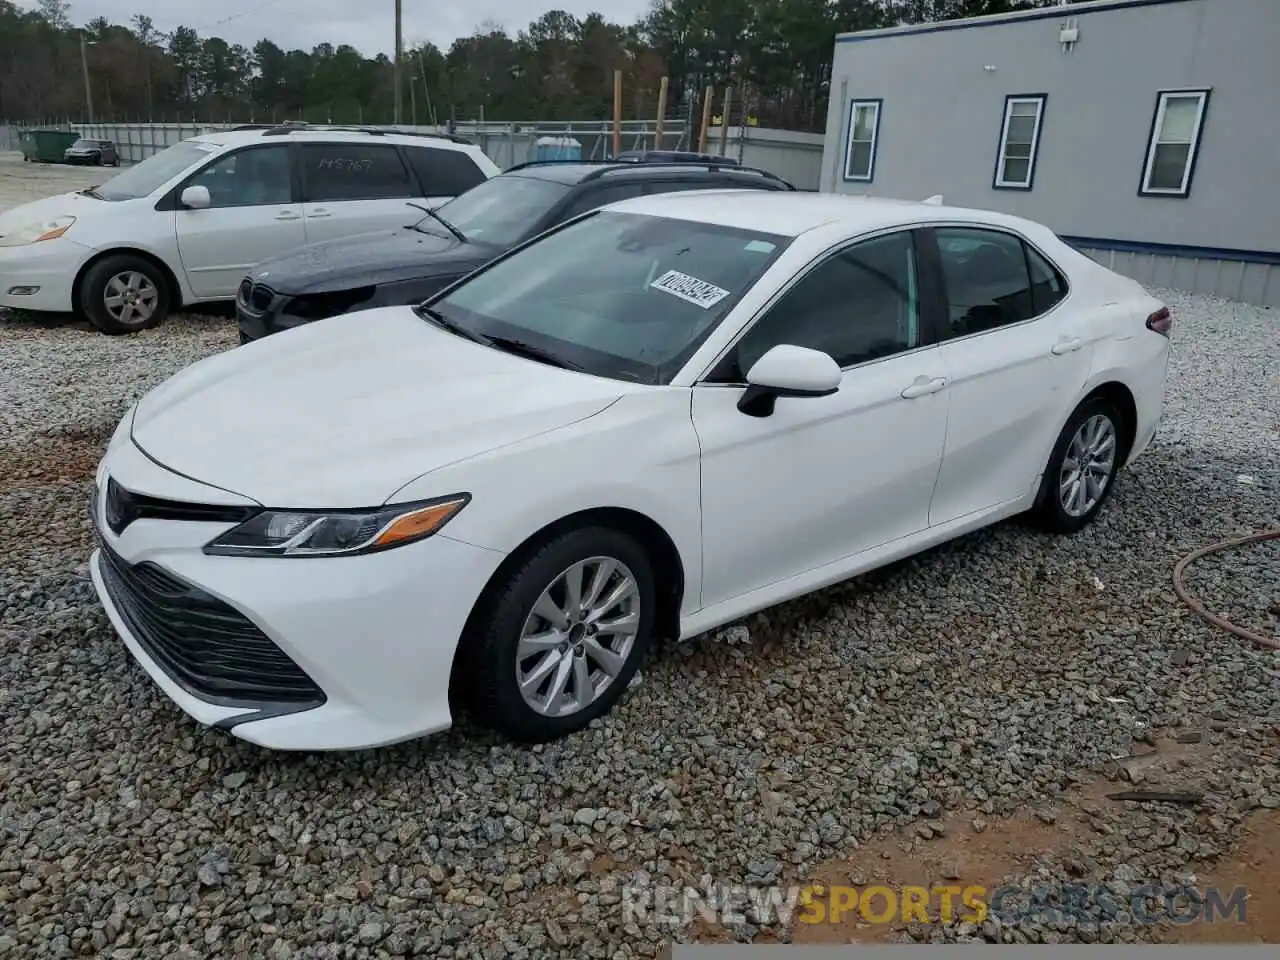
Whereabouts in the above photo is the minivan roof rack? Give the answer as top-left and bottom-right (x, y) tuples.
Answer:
(256, 121), (472, 145)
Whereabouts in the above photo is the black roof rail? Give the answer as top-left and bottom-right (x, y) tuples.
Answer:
(588, 160), (793, 187)
(504, 158), (607, 172)
(258, 121), (472, 145)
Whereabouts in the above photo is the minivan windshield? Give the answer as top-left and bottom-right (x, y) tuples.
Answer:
(421, 175), (570, 247)
(426, 210), (790, 384)
(93, 140), (217, 201)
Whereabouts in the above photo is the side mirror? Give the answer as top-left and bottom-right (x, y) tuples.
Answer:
(180, 185), (211, 210)
(738, 344), (841, 417)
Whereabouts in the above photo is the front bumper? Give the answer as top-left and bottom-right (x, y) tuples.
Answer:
(0, 238), (91, 312)
(89, 436), (507, 750)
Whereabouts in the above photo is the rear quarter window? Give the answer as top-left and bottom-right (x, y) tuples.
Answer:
(300, 143), (414, 201)
(404, 146), (489, 197)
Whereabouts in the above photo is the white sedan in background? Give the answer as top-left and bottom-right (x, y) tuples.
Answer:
(88, 191), (1171, 749)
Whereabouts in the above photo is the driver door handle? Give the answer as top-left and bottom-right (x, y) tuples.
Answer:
(273, 211), (301, 221)
(900, 376), (948, 399)
(1051, 336), (1084, 355)
(307, 207), (332, 219)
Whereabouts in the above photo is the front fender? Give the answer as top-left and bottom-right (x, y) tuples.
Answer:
(393, 389), (705, 616)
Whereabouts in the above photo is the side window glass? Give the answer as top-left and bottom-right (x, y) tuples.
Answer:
(1025, 244), (1068, 314)
(731, 231), (920, 376)
(187, 146), (291, 208)
(560, 183), (647, 220)
(405, 147), (487, 197)
(300, 144), (414, 202)
(935, 228), (1034, 337)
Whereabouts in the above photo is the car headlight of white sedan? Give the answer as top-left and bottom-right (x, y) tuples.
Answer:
(0, 215), (76, 247)
(204, 495), (470, 557)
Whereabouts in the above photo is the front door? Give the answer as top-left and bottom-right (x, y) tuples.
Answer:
(298, 142), (420, 244)
(692, 229), (950, 608)
(174, 145), (302, 298)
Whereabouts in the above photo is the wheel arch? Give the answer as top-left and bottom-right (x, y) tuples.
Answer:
(448, 506), (686, 707)
(1081, 379), (1138, 466)
(1032, 378), (1139, 511)
(71, 247), (186, 317)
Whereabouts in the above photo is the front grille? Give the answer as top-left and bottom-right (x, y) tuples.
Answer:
(97, 538), (325, 708)
(103, 477), (258, 536)
(249, 282), (275, 312)
(235, 279), (276, 314)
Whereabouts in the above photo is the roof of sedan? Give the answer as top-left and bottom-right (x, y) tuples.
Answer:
(604, 189), (1021, 238)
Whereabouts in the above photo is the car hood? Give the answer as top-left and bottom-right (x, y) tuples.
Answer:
(130, 306), (634, 508)
(250, 227), (500, 294)
(0, 191), (109, 232)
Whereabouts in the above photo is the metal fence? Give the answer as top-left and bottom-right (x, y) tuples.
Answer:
(1, 118), (693, 167)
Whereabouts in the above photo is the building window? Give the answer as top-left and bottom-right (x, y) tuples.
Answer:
(1140, 89), (1210, 198)
(843, 99), (882, 182)
(993, 94), (1046, 190)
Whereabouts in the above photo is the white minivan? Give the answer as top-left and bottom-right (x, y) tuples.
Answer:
(0, 125), (499, 333)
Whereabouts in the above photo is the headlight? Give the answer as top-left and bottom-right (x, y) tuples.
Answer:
(203, 495), (470, 558)
(0, 216), (76, 247)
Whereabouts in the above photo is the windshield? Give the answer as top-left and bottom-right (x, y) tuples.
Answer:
(94, 140), (218, 201)
(70, 139), (95, 149)
(423, 175), (570, 246)
(429, 210), (790, 384)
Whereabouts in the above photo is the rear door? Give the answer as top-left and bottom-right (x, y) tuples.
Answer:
(924, 226), (1102, 526)
(298, 142), (419, 244)
(402, 144), (489, 207)
(174, 144), (304, 299)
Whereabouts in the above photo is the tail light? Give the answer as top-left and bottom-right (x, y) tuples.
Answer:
(1146, 306), (1172, 336)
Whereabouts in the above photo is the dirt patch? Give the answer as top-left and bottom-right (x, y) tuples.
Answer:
(0, 426), (111, 492)
(778, 735), (1278, 945)
(1174, 810), (1280, 944)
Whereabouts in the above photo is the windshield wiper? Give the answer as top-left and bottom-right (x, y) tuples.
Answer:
(414, 305), (491, 344)
(406, 201), (467, 244)
(415, 306), (579, 371)
(79, 186), (104, 199)
(484, 335), (582, 371)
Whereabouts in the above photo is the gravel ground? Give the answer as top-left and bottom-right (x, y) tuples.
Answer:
(1, 161), (1278, 956)
(0, 152), (104, 211)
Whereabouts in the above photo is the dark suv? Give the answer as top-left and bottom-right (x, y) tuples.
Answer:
(237, 160), (795, 342)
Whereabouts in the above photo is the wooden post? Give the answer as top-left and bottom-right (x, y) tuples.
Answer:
(697, 84), (713, 153)
(718, 85), (732, 157)
(393, 0), (403, 125)
(654, 76), (668, 151)
(612, 70), (623, 158)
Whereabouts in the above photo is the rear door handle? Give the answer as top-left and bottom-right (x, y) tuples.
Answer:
(273, 211), (301, 221)
(900, 376), (948, 399)
(1051, 336), (1084, 355)
(307, 207), (332, 219)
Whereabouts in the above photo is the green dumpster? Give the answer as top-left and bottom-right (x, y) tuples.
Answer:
(19, 129), (81, 163)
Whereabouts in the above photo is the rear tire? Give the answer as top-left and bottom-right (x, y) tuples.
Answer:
(1034, 396), (1125, 533)
(462, 526), (656, 743)
(79, 254), (170, 335)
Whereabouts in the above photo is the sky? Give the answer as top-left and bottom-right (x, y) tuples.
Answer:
(20, 0), (653, 55)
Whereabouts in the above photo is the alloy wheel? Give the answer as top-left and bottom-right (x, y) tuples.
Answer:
(1059, 413), (1117, 517)
(103, 271), (159, 327)
(515, 556), (641, 718)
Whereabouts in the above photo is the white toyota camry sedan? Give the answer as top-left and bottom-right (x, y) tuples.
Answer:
(88, 190), (1171, 750)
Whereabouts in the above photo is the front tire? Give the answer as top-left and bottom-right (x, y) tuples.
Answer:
(79, 255), (170, 334)
(463, 527), (656, 743)
(1034, 396), (1124, 533)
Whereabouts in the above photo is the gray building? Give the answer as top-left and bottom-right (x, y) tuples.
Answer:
(820, 0), (1280, 306)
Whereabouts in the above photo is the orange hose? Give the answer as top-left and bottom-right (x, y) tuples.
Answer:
(1171, 529), (1280, 650)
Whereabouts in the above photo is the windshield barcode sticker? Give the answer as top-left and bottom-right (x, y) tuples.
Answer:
(649, 270), (731, 309)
